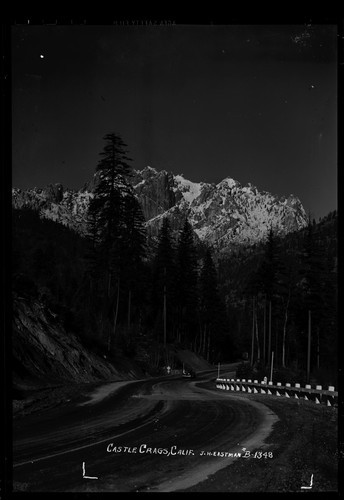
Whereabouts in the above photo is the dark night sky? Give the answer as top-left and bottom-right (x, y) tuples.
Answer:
(11, 23), (338, 220)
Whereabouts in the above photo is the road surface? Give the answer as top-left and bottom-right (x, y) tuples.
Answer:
(13, 365), (278, 492)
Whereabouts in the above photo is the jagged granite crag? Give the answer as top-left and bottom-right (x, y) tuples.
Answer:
(131, 167), (308, 247)
(12, 166), (308, 248)
(12, 183), (93, 236)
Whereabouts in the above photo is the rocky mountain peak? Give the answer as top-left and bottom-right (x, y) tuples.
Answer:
(130, 168), (307, 248)
(12, 166), (308, 250)
(217, 177), (240, 189)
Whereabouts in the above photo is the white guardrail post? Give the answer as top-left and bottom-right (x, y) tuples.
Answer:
(215, 377), (337, 407)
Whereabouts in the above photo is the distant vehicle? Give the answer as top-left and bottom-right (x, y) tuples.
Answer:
(182, 368), (196, 379)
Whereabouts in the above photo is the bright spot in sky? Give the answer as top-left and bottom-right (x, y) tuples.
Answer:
(40, 54), (44, 59)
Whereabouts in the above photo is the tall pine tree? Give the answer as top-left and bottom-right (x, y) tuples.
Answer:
(199, 249), (221, 360)
(175, 219), (199, 347)
(86, 133), (142, 351)
(87, 133), (132, 282)
(121, 194), (147, 332)
(296, 219), (329, 374)
(151, 217), (176, 345)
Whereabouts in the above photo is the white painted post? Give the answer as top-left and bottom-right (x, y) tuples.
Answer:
(307, 310), (311, 383)
(285, 383), (290, 398)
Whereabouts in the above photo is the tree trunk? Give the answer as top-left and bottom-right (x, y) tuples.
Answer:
(178, 307), (183, 345)
(307, 310), (311, 383)
(251, 297), (255, 366)
(155, 347), (160, 368)
(198, 324), (202, 354)
(255, 308), (260, 361)
(107, 271), (112, 299)
(128, 289), (131, 331)
(207, 330), (210, 362)
(275, 317), (278, 368)
(282, 289), (291, 368)
(100, 310), (103, 336)
(203, 324), (207, 358)
(197, 312), (202, 354)
(263, 297), (266, 366)
(317, 327), (320, 370)
(163, 281), (167, 347)
(108, 278), (120, 352)
(268, 300), (272, 367)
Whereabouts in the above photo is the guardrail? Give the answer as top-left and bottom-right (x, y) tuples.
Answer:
(215, 378), (338, 407)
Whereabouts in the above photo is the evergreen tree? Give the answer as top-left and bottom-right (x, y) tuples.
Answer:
(86, 132), (139, 351)
(151, 218), (176, 344)
(88, 133), (133, 283)
(175, 219), (199, 346)
(296, 219), (332, 374)
(199, 248), (221, 360)
(258, 227), (279, 300)
(121, 194), (147, 331)
(299, 220), (325, 312)
(275, 243), (300, 368)
(243, 228), (280, 366)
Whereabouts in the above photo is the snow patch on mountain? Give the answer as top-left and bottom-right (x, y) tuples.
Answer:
(174, 175), (202, 204)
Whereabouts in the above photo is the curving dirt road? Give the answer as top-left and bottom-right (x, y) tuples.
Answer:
(13, 367), (278, 492)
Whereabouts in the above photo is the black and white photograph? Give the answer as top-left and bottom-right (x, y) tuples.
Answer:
(8, 19), (339, 493)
